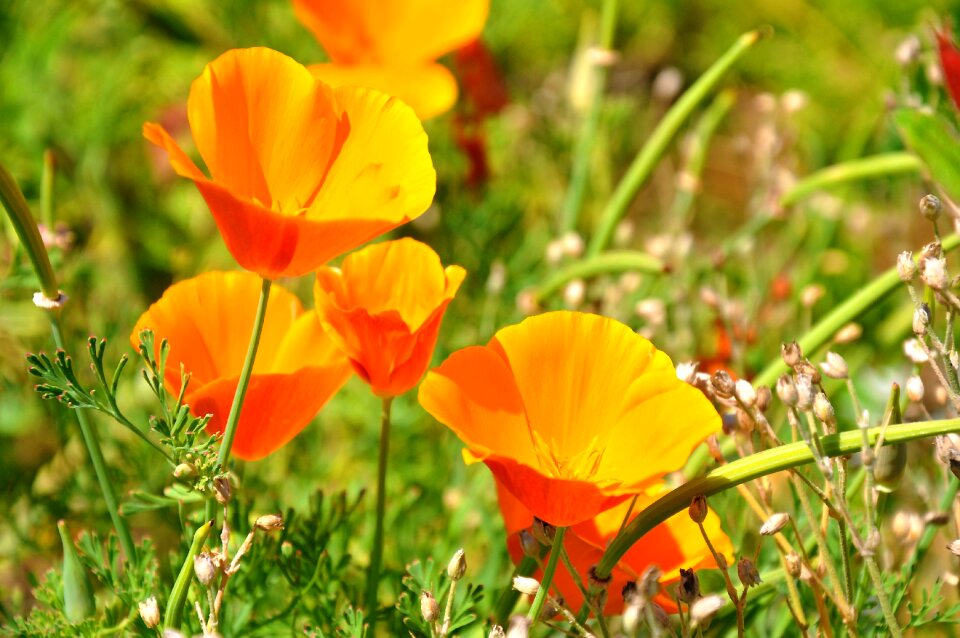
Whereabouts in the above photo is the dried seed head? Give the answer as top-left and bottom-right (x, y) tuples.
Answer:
(935, 435), (960, 480)
(813, 392), (836, 427)
(820, 352), (849, 380)
(776, 374), (798, 406)
(903, 338), (928, 364)
(737, 558), (762, 588)
(920, 257), (949, 290)
(505, 615), (531, 638)
(638, 564), (662, 600)
(531, 518), (556, 546)
(736, 408), (755, 434)
(795, 359), (822, 384)
(891, 511), (924, 545)
(921, 240), (943, 261)
(420, 591), (440, 622)
(920, 194), (943, 222)
(138, 596), (160, 628)
(254, 514), (284, 532)
(760, 513), (790, 536)
(834, 322), (862, 344)
(447, 548), (467, 581)
(755, 385), (772, 412)
(689, 594), (725, 627)
(512, 576), (540, 596)
(518, 529), (539, 558)
(795, 374), (815, 411)
(689, 494), (708, 524)
(784, 551), (802, 578)
(801, 284), (825, 308)
(906, 375), (925, 403)
(194, 552), (217, 586)
(213, 476), (232, 505)
(676, 568), (700, 603)
(897, 251), (916, 282)
(711, 370), (735, 399)
(676, 361), (699, 385)
(948, 540), (960, 557)
(734, 379), (757, 407)
(488, 625), (506, 638)
(539, 596), (563, 621)
(563, 279), (586, 308)
(913, 304), (932, 336)
(781, 341), (803, 368)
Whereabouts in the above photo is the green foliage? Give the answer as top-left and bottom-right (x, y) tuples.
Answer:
(397, 558), (484, 637)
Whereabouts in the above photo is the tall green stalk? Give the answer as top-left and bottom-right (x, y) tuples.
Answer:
(365, 396), (394, 620)
(527, 526), (567, 623)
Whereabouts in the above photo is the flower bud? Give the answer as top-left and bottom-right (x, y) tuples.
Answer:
(676, 568), (700, 602)
(488, 625), (506, 638)
(194, 552), (217, 586)
(689, 594), (725, 627)
(255, 513), (284, 532)
(755, 386), (772, 413)
(213, 476), (232, 505)
(784, 551), (802, 577)
(921, 240), (943, 261)
(813, 392), (836, 427)
(897, 251), (916, 281)
(447, 548), (466, 581)
(689, 494), (708, 524)
(512, 576), (541, 596)
(737, 557), (762, 588)
(532, 518), (556, 546)
(834, 322), (862, 344)
(421, 591), (440, 622)
(711, 370), (735, 399)
(913, 304), (931, 336)
(820, 352), (849, 380)
(57, 520), (95, 623)
(920, 193), (942, 222)
(776, 374), (798, 407)
(921, 257), (948, 290)
(795, 374), (815, 411)
(519, 529), (539, 558)
(759, 512), (790, 536)
(734, 379), (757, 407)
(781, 341), (803, 368)
(139, 596), (160, 628)
(906, 375), (925, 403)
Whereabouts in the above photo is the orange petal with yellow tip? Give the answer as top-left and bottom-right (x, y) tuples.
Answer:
(309, 62), (457, 120)
(130, 271), (352, 460)
(292, 0), (489, 66)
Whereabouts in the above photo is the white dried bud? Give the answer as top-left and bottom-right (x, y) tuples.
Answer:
(781, 89), (809, 114)
(914, 305), (931, 336)
(421, 591), (440, 622)
(505, 615), (531, 638)
(776, 374), (798, 407)
(512, 576), (540, 596)
(813, 392), (836, 427)
(194, 552), (217, 586)
(638, 564), (662, 599)
(560, 231), (584, 258)
(622, 599), (642, 633)
(891, 511), (924, 545)
(138, 596), (160, 628)
(781, 341), (803, 368)
(652, 66), (684, 102)
(447, 548), (466, 581)
(689, 594), (726, 627)
(563, 279), (586, 309)
(897, 251), (916, 282)
(545, 239), (565, 265)
(488, 625), (506, 638)
(759, 512), (790, 536)
(903, 338), (929, 364)
(921, 241), (943, 260)
(906, 375), (925, 403)
(676, 361), (699, 385)
(734, 379), (757, 407)
(820, 351), (849, 380)
(635, 298), (666, 325)
(896, 35), (921, 66)
(255, 514), (284, 532)
(800, 284), (824, 308)
(795, 374), (815, 411)
(948, 539), (960, 557)
(834, 322), (862, 344)
(921, 257), (948, 290)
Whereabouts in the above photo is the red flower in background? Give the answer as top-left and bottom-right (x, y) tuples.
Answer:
(937, 26), (960, 111)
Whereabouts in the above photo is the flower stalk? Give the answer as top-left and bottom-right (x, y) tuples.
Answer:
(365, 396), (395, 619)
(527, 526), (567, 623)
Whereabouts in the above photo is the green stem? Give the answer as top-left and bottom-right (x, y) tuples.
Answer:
(216, 278), (272, 468)
(0, 161), (58, 299)
(164, 520), (213, 630)
(559, 0), (618, 232)
(779, 153), (922, 208)
(365, 396), (394, 619)
(527, 526), (567, 623)
(587, 27), (767, 256)
(535, 250), (664, 302)
(596, 418), (960, 579)
(41, 150), (55, 229)
(494, 555), (537, 625)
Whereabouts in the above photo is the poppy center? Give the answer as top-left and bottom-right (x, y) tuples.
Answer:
(531, 431), (612, 482)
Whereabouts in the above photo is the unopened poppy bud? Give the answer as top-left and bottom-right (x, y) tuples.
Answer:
(57, 520), (95, 623)
(906, 375), (925, 403)
(173, 463), (197, 481)
(820, 352), (849, 380)
(734, 379), (757, 407)
(781, 341), (803, 368)
(420, 591), (440, 622)
(897, 251), (916, 281)
(676, 568), (700, 602)
(760, 512), (790, 536)
(948, 539), (960, 557)
(488, 625), (506, 638)
(512, 576), (540, 596)
(755, 386), (772, 413)
(711, 370), (735, 399)
(920, 194), (942, 221)
(139, 596), (160, 628)
(689, 594), (725, 627)
(776, 374), (798, 406)
(518, 529), (539, 558)
(913, 304), (931, 335)
(737, 557), (762, 588)
(532, 518), (556, 546)
(447, 548), (466, 580)
(784, 551), (802, 577)
(255, 513), (284, 532)
(795, 374), (815, 411)
(834, 322), (862, 344)
(213, 476), (231, 505)
(921, 257), (949, 290)
(194, 552), (217, 586)
(813, 392), (836, 427)
(505, 615), (531, 638)
(689, 494), (708, 524)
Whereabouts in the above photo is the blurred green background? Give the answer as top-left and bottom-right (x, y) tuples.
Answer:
(1, 0), (959, 630)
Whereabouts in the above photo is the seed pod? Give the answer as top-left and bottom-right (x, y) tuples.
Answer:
(913, 304), (931, 336)
(194, 552), (217, 586)
(897, 251), (916, 281)
(420, 591), (440, 622)
(795, 374), (815, 411)
(781, 341), (803, 368)
(834, 322), (862, 344)
(488, 625), (506, 638)
(920, 194), (942, 221)
(760, 513), (790, 536)
(138, 596), (160, 628)
(755, 386), (772, 412)
(820, 352), (849, 380)
(505, 615), (531, 638)
(813, 392), (836, 427)
(531, 518), (555, 546)
(920, 257), (948, 290)
(711, 370), (735, 399)
(776, 374), (798, 406)
(512, 576), (540, 596)
(784, 551), (802, 578)
(948, 539), (960, 557)
(518, 529), (539, 558)
(688, 494), (708, 524)
(676, 568), (700, 602)
(638, 564), (662, 600)
(906, 375), (925, 403)
(58, 520), (95, 622)
(734, 379), (757, 407)
(255, 513), (284, 531)
(447, 548), (466, 581)
(737, 558), (762, 588)
(689, 594), (725, 627)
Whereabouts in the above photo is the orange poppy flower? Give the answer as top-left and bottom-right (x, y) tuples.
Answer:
(418, 311), (721, 527)
(313, 238), (465, 398)
(131, 271), (352, 460)
(144, 47), (436, 279)
(291, 0), (489, 118)
(497, 482), (732, 615)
